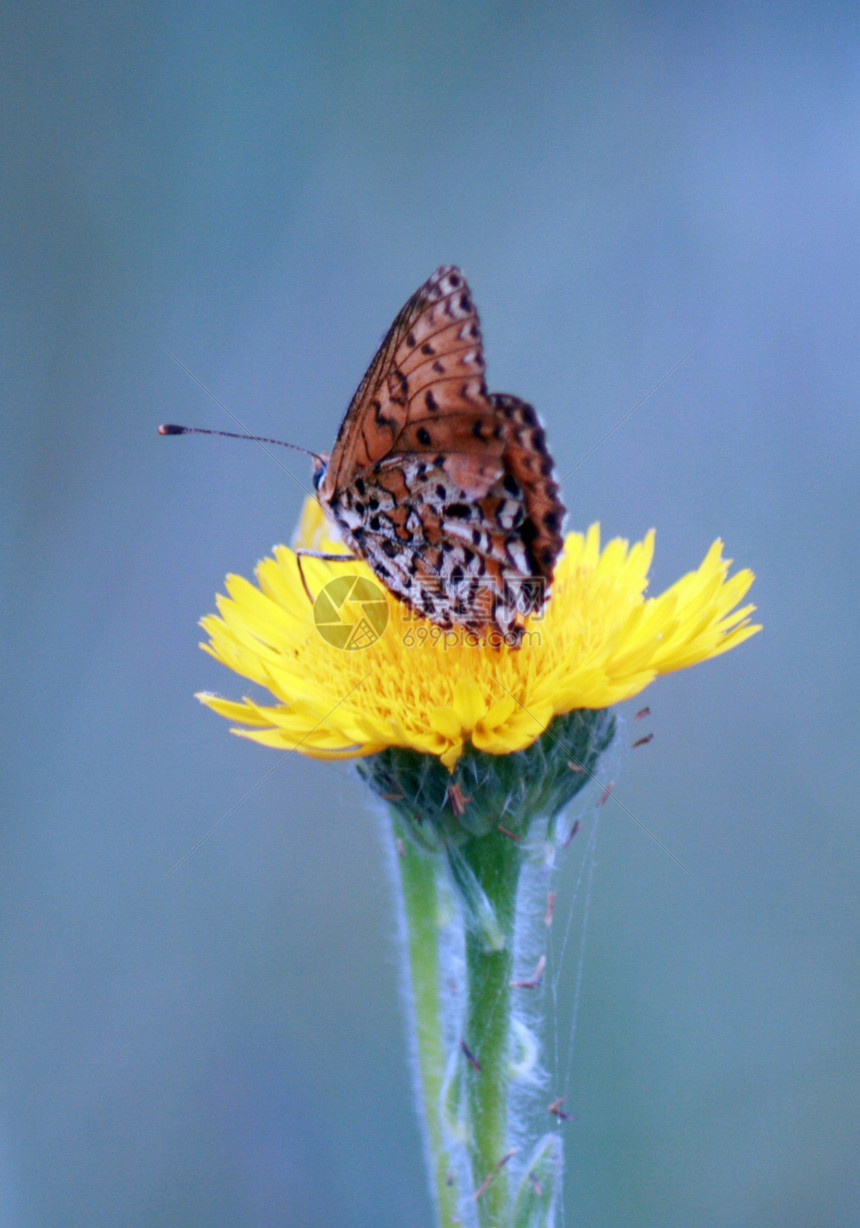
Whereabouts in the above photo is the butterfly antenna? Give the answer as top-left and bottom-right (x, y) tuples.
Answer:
(158, 423), (323, 463)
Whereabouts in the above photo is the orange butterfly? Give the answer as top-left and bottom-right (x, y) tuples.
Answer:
(308, 266), (565, 647)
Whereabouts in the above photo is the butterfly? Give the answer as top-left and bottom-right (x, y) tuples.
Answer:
(308, 266), (565, 648)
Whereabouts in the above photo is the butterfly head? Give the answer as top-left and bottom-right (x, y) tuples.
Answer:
(311, 452), (330, 493)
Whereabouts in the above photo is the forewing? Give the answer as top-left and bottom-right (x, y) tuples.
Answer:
(319, 266), (502, 499)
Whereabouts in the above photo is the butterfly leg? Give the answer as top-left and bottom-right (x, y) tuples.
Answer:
(294, 548), (357, 606)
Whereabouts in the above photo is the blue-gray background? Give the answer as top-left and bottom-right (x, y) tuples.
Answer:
(4, 3), (858, 1225)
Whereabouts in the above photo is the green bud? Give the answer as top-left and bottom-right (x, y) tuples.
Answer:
(358, 707), (616, 849)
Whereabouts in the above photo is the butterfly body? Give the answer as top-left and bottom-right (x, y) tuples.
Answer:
(313, 266), (564, 647)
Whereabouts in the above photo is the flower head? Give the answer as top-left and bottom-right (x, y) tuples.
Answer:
(197, 499), (759, 770)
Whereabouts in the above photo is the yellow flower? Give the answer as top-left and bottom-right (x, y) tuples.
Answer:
(198, 499), (760, 770)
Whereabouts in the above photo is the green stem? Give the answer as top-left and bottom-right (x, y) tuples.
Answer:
(457, 830), (523, 1227)
(390, 816), (460, 1228)
(391, 814), (562, 1226)
(369, 711), (616, 1226)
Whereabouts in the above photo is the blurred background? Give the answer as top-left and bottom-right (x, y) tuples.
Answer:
(3, 2), (859, 1225)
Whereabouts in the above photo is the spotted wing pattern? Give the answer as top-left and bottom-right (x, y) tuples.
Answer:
(319, 266), (497, 493)
(314, 267), (565, 646)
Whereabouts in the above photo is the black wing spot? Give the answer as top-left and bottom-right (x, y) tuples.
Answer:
(460, 294), (472, 312)
(373, 399), (394, 428)
(472, 421), (485, 439)
(503, 473), (520, 495)
(543, 510), (559, 532)
(389, 369), (408, 401)
(406, 331), (417, 347)
(417, 426), (432, 446)
(519, 403), (538, 427)
(432, 360), (444, 374)
(421, 343), (435, 355)
(449, 273), (460, 288)
(447, 503), (470, 519)
(425, 390), (439, 412)
(435, 484), (446, 499)
(354, 477), (366, 496)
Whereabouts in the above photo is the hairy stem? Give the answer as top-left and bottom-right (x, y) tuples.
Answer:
(392, 819), (559, 1226)
(389, 817), (460, 1227)
(456, 830), (523, 1226)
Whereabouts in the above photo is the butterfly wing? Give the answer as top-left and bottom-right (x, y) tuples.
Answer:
(356, 395), (564, 643)
(317, 268), (565, 644)
(319, 266), (502, 498)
